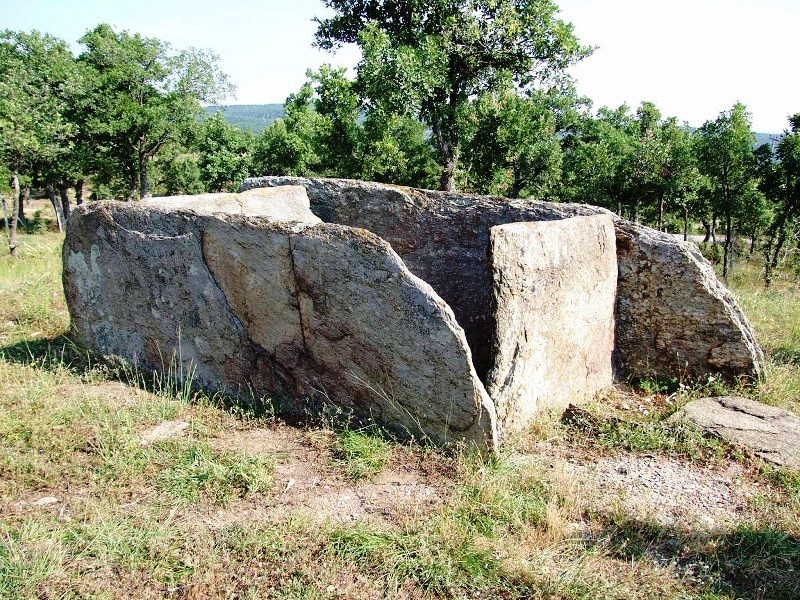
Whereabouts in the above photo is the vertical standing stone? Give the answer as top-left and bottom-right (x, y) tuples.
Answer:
(487, 215), (617, 433)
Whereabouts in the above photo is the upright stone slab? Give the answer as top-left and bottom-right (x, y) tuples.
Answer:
(487, 216), (617, 431)
(63, 187), (496, 449)
(614, 224), (763, 382)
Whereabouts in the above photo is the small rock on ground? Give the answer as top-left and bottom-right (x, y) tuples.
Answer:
(670, 396), (800, 467)
(140, 420), (189, 446)
(33, 496), (60, 507)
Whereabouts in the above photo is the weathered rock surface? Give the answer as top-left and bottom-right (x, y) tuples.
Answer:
(140, 420), (190, 446)
(63, 177), (766, 450)
(614, 224), (763, 382)
(487, 216), (617, 431)
(63, 188), (496, 449)
(670, 396), (800, 467)
(240, 176), (763, 383)
(145, 186), (321, 222)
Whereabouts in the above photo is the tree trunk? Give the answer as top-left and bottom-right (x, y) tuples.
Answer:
(58, 182), (71, 225)
(46, 183), (64, 233)
(683, 206), (690, 241)
(439, 158), (456, 193)
(723, 212), (733, 278)
(749, 223), (758, 255)
(702, 219), (711, 243)
(657, 192), (666, 231)
(509, 166), (524, 199)
(617, 200), (623, 217)
(8, 167), (21, 256)
(139, 158), (150, 199)
(764, 214), (788, 288)
(629, 198), (640, 223)
(75, 179), (84, 205)
(711, 216), (717, 246)
(431, 118), (457, 193)
(17, 186), (28, 226)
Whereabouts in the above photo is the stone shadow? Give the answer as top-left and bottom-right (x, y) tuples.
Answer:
(595, 516), (800, 599)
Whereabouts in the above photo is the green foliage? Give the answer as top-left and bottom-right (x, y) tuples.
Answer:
(759, 115), (800, 285)
(76, 23), (232, 199)
(151, 144), (205, 196)
(462, 86), (584, 198)
(698, 241), (724, 264)
(0, 30), (75, 173)
(561, 101), (706, 232)
(561, 104), (637, 210)
(197, 112), (252, 192)
(697, 102), (760, 277)
(250, 67), (440, 188)
(251, 84), (325, 177)
(22, 210), (48, 234)
(317, 0), (592, 191)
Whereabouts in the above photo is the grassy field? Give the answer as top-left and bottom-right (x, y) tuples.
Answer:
(1, 224), (799, 599)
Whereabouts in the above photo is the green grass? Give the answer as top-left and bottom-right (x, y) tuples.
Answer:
(727, 259), (800, 415)
(152, 441), (273, 502)
(332, 427), (395, 481)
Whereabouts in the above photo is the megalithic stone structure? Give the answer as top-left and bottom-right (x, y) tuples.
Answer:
(63, 179), (764, 451)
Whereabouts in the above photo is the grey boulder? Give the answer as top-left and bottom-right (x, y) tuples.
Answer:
(63, 186), (496, 449)
(670, 396), (800, 467)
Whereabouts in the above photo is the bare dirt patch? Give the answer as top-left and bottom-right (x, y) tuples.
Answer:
(517, 439), (774, 531)
(208, 425), (446, 526)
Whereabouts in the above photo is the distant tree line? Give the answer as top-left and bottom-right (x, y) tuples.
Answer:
(1, 1), (799, 286)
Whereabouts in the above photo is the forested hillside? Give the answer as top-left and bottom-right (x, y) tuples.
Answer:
(204, 104), (285, 133)
(211, 103), (779, 147)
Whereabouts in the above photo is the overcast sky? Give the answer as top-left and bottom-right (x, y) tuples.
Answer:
(1, 0), (797, 132)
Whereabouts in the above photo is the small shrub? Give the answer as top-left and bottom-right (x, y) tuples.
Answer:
(22, 210), (48, 234)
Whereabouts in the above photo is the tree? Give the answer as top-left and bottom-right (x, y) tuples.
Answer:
(697, 103), (758, 277)
(315, 0), (591, 192)
(0, 29), (75, 252)
(251, 84), (325, 177)
(759, 115), (800, 286)
(560, 105), (636, 212)
(664, 125), (705, 239)
(77, 24), (232, 199)
(309, 65), (362, 178)
(198, 113), (253, 192)
(462, 86), (583, 198)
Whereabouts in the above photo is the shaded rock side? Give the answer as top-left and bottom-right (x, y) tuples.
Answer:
(63, 196), (496, 449)
(614, 224), (763, 382)
(670, 396), (800, 467)
(240, 176), (763, 383)
(487, 216), (617, 431)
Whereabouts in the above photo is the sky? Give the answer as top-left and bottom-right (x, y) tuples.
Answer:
(0, 0), (797, 133)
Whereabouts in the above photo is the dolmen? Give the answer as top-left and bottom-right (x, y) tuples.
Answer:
(63, 177), (764, 451)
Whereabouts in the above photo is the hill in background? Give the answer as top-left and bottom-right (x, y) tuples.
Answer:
(207, 105), (781, 145)
(204, 104), (285, 133)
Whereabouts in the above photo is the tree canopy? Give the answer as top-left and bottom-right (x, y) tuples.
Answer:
(315, 0), (591, 191)
(76, 24), (232, 199)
